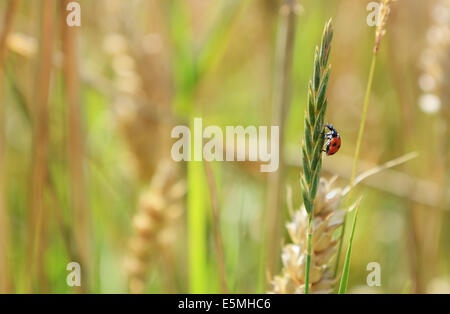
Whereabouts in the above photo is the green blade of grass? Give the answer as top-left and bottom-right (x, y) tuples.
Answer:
(169, 0), (196, 116)
(187, 158), (208, 293)
(6, 63), (31, 124)
(338, 198), (362, 294)
(197, 0), (252, 79)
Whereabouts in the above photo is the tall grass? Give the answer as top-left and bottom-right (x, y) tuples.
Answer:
(0, 0), (447, 295)
(169, 0), (251, 293)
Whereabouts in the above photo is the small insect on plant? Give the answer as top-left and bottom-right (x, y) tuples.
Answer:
(323, 124), (341, 156)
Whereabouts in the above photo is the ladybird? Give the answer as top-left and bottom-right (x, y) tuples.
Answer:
(323, 124), (341, 156)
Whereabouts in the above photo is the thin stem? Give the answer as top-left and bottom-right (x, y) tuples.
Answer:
(27, 0), (54, 292)
(304, 213), (313, 294)
(61, 0), (90, 290)
(350, 55), (377, 189)
(334, 53), (377, 278)
(171, 1), (250, 292)
(0, 0), (21, 293)
(187, 158), (208, 293)
(266, 0), (298, 276)
(47, 176), (81, 269)
(204, 161), (228, 293)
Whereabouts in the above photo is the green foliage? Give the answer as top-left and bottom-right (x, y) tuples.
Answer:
(338, 199), (362, 294)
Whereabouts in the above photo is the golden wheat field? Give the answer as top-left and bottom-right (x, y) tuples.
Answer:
(0, 0), (449, 296)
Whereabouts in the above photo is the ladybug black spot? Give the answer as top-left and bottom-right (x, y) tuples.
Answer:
(333, 142), (337, 147)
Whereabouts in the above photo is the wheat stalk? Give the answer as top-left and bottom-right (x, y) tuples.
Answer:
(61, 0), (90, 289)
(267, 0), (300, 276)
(300, 18), (333, 294)
(26, 0), (54, 292)
(0, 0), (20, 294)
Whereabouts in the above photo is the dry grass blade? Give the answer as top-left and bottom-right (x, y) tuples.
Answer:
(61, 0), (90, 289)
(26, 0), (54, 292)
(267, 0), (300, 276)
(342, 152), (419, 196)
(0, 0), (21, 294)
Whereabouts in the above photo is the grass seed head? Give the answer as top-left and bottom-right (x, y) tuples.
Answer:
(125, 160), (184, 293)
(301, 19), (333, 215)
(375, 0), (396, 53)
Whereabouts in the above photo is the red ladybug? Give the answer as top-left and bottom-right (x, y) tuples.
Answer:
(323, 124), (341, 156)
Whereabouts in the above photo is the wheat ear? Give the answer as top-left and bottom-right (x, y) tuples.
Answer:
(125, 160), (185, 293)
(270, 178), (345, 293)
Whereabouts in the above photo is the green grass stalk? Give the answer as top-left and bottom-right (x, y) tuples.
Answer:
(204, 161), (228, 293)
(304, 215), (313, 294)
(187, 151), (208, 293)
(169, 1), (251, 293)
(334, 54), (376, 277)
(334, 0), (395, 278)
(338, 198), (361, 294)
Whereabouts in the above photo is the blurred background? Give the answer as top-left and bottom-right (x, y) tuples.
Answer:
(0, 0), (448, 293)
